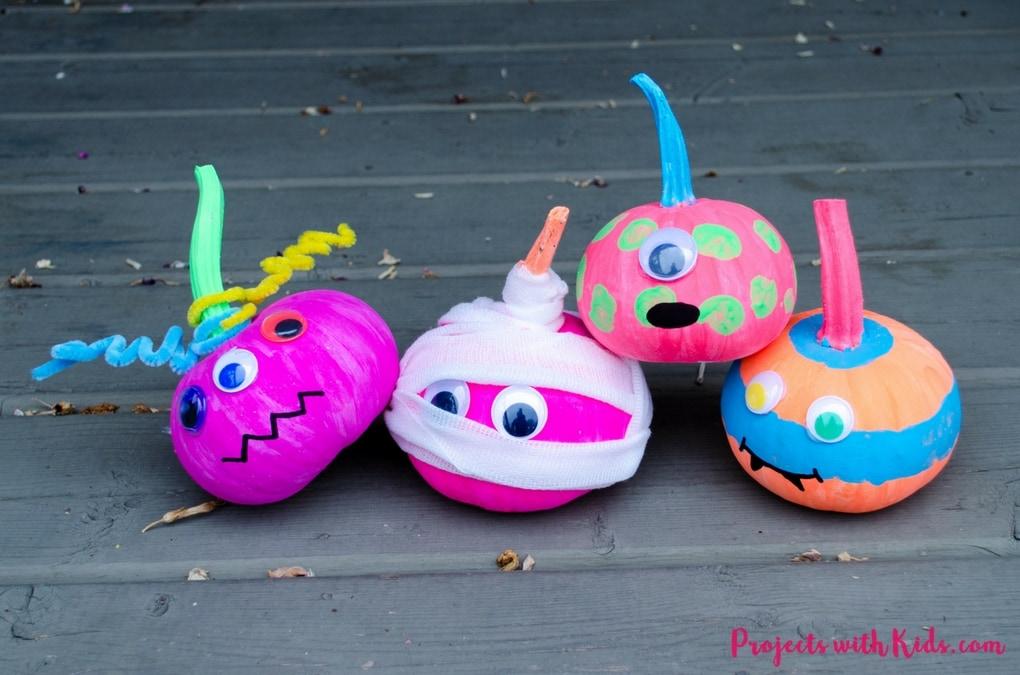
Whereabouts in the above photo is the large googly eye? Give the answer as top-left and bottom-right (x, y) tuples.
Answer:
(178, 385), (206, 432)
(638, 228), (698, 281)
(424, 380), (470, 417)
(745, 371), (786, 414)
(806, 395), (855, 443)
(491, 386), (548, 440)
(260, 309), (307, 343)
(212, 348), (259, 393)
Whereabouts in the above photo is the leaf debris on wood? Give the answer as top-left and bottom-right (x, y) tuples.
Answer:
(130, 277), (179, 286)
(791, 548), (823, 563)
(8, 269), (41, 288)
(35, 259), (56, 269)
(125, 258), (142, 270)
(496, 548), (521, 572)
(268, 566), (315, 578)
(26, 399), (78, 416)
(836, 551), (869, 562)
(421, 267), (439, 280)
(521, 554), (536, 571)
(187, 567), (210, 581)
(162, 260), (188, 270)
(301, 105), (332, 116)
(413, 192), (434, 199)
(142, 500), (225, 533)
(377, 249), (401, 266)
(132, 404), (161, 414)
(572, 176), (609, 189)
(522, 91), (540, 104)
(81, 402), (119, 415)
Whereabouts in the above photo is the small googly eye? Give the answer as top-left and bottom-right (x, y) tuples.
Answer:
(806, 395), (855, 443)
(491, 386), (548, 440)
(424, 380), (470, 416)
(745, 371), (786, 414)
(178, 385), (206, 432)
(638, 228), (698, 281)
(212, 348), (259, 393)
(260, 309), (307, 343)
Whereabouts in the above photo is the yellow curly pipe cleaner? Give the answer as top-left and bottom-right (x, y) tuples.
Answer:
(187, 223), (357, 330)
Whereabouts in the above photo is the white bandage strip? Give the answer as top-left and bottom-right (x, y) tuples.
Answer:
(384, 264), (653, 490)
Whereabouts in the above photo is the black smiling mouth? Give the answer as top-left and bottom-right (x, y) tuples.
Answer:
(739, 436), (823, 492)
(646, 301), (700, 329)
(221, 390), (325, 463)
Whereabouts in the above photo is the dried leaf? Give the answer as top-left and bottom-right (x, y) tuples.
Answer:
(187, 567), (210, 581)
(81, 402), (119, 415)
(837, 551), (869, 562)
(52, 401), (77, 416)
(300, 105), (332, 116)
(268, 566), (315, 578)
(377, 249), (401, 266)
(794, 32), (808, 44)
(124, 258), (142, 270)
(521, 554), (536, 571)
(143, 500), (224, 533)
(129, 277), (178, 286)
(132, 404), (161, 414)
(572, 176), (608, 189)
(791, 548), (823, 563)
(377, 265), (398, 280)
(162, 260), (188, 270)
(496, 548), (520, 572)
(703, 170), (719, 178)
(452, 93), (470, 104)
(522, 91), (539, 104)
(35, 259), (55, 269)
(413, 192), (434, 199)
(421, 267), (439, 280)
(8, 269), (41, 288)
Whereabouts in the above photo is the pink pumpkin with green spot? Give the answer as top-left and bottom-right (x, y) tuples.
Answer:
(577, 74), (797, 363)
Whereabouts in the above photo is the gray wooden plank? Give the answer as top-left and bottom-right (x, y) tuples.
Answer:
(2, 560), (1019, 673)
(0, 377), (1013, 578)
(2, 167), (1017, 275)
(4, 253), (1017, 394)
(3, 35), (1019, 115)
(1, 92), (1018, 188)
(3, 0), (1015, 56)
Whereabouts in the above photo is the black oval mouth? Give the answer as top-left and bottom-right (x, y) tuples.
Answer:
(646, 301), (700, 328)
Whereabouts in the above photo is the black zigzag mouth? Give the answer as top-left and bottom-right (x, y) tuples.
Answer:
(221, 390), (325, 463)
(738, 436), (823, 492)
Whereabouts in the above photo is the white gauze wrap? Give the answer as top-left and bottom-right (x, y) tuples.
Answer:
(385, 263), (652, 491)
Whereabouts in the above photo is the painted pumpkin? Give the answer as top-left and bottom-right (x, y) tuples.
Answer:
(385, 208), (653, 512)
(172, 290), (399, 505)
(577, 73), (797, 363)
(721, 199), (961, 512)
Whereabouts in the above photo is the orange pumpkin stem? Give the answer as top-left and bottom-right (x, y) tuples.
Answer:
(523, 206), (569, 275)
(814, 198), (864, 350)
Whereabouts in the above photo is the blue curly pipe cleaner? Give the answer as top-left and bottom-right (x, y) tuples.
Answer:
(31, 309), (249, 381)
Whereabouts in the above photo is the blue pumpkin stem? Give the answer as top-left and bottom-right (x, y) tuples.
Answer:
(630, 73), (696, 207)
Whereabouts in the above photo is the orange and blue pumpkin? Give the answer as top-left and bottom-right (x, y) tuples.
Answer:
(576, 73), (797, 363)
(721, 199), (961, 512)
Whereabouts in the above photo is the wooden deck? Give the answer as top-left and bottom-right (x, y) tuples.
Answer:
(2, 0), (1019, 671)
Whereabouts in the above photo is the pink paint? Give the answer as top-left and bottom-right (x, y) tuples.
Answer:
(409, 315), (633, 512)
(170, 290), (398, 504)
(814, 199), (864, 350)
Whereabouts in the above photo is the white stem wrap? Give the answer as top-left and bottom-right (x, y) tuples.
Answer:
(385, 265), (652, 490)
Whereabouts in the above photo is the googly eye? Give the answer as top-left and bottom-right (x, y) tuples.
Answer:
(638, 228), (698, 281)
(745, 371), (786, 414)
(805, 395), (855, 443)
(260, 309), (307, 343)
(491, 386), (548, 440)
(423, 380), (470, 416)
(212, 348), (259, 393)
(178, 385), (206, 432)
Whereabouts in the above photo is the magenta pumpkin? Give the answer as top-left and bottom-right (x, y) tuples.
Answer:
(577, 73), (797, 363)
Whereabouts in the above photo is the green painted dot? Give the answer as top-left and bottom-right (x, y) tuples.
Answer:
(588, 284), (617, 333)
(575, 254), (587, 303)
(698, 295), (746, 336)
(783, 287), (795, 313)
(635, 286), (677, 327)
(592, 213), (625, 242)
(814, 412), (845, 441)
(749, 275), (778, 319)
(753, 219), (783, 254)
(617, 218), (658, 251)
(692, 223), (742, 260)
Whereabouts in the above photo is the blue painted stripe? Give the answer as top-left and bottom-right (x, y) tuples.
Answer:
(721, 364), (961, 485)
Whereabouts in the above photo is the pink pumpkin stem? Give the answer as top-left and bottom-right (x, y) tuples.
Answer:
(523, 206), (569, 275)
(814, 198), (864, 350)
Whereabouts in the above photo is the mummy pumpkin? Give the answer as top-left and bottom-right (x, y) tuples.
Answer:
(385, 207), (652, 512)
(577, 73), (797, 362)
(720, 199), (961, 512)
